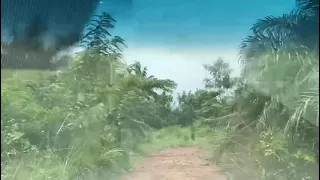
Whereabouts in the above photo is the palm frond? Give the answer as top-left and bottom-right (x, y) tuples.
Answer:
(296, 0), (319, 15)
(240, 8), (318, 61)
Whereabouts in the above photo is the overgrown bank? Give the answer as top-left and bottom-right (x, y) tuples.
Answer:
(1, 0), (319, 179)
(1, 56), (184, 179)
(1, 15), (177, 179)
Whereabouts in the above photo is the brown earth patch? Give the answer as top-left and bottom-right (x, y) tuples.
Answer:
(121, 147), (227, 180)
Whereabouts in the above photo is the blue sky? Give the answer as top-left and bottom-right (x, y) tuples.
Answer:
(3, 0), (295, 94)
(99, 0), (295, 47)
(94, 0), (295, 94)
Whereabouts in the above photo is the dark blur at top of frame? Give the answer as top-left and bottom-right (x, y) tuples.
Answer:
(1, 0), (132, 69)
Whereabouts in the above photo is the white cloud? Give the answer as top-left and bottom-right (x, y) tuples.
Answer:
(123, 46), (241, 95)
(68, 45), (241, 95)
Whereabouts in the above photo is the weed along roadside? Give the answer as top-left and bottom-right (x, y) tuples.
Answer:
(1, 0), (319, 179)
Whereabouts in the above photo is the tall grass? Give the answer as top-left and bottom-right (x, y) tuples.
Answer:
(1, 66), (158, 179)
(214, 51), (319, 180)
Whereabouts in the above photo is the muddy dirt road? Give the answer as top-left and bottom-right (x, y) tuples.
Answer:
(122, 147), (227, 180)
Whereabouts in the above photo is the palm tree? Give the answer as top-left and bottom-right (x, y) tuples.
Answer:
(126, 61), (177, 100)
(127, 61), (149, 78)
(239, 0), (319, 61)
(238, 0), (319, 146)
(78, 12), (128, 117)
(80, 12), (126, 56)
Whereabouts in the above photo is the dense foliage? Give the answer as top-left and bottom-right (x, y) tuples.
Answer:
(1, 13), (176, 179)
(1, 0), (319, 179)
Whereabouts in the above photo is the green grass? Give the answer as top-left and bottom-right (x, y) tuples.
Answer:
(2, 66), (317, 180)
(0, 126), (207, 180)
(136, 126), (217, 156)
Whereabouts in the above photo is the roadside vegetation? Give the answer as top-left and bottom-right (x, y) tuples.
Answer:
(1, 0), (318, 179)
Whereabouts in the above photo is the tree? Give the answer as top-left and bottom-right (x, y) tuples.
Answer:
(127, 61), (149, 78)
(235, 0), (319, 168)
(80, 12), (126, 56)
(127, 61), (177, 101)
(203, 58), (234, 91)
(239, 0), (319, 61)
